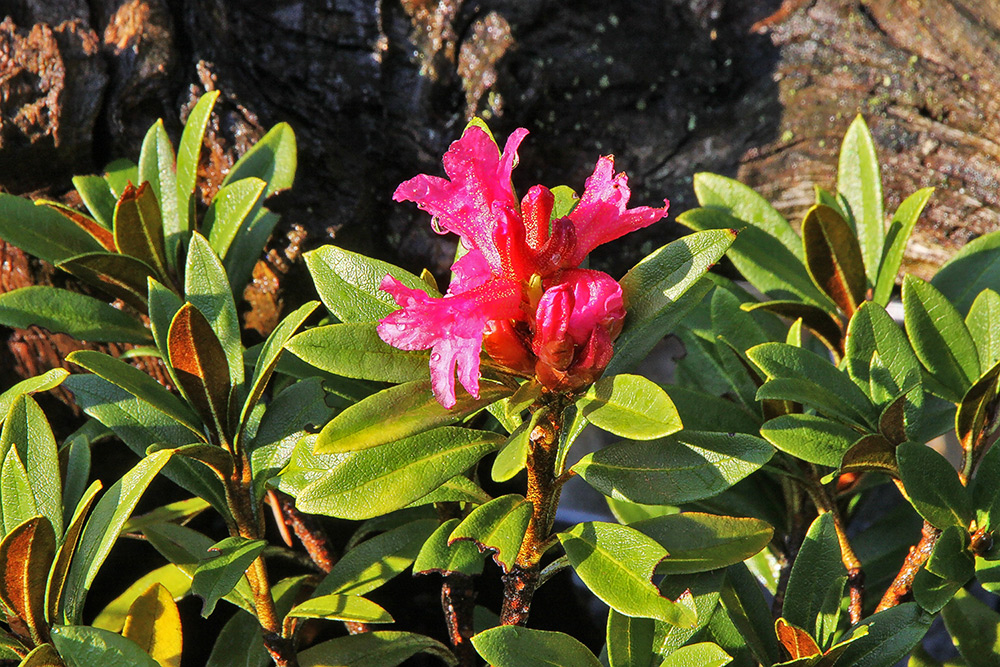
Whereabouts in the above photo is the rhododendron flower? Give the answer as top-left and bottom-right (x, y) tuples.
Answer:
(378, 125), (668, 407)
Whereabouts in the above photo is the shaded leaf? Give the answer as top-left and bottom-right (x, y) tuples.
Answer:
(630, 512), (773, 575)
(191, 537), (267, 617)
(92, 565), (191, 632)
(57, 252), (160, 312)
(413, 518), (486, 577)
(168, 304), (231, 440)
(606, 610), (655, 667)
(783, 514), (845, 646)
(720, 563), (781, 666)
(898, 442), (972, 530)
(184, 232), (243, 387)
(0, 192), (105, 265)
(742, 301), (843, 354)
(113, 182), (169, 284)
(932, 230), (1000, 315)
(802, 204), (866, 316)
(40, 200), (116, 251)
(0, 286), (152, 344)
(298, 631), (457, 667)
(940, 589), (1000, 667)
(50, 625), (159, 667)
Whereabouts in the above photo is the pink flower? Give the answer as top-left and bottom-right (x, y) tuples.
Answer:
(378, 125), (668, 407)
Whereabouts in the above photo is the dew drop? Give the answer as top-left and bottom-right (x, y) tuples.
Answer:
(396, 323), (407, 331)
(431, 217), (445, 234)
(430, 352), (441, 361)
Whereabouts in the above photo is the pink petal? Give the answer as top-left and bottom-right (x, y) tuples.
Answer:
(450, 248), (494, 294)
(393, 126), (530, 273)
(378, 275), (521, 407)
(537, 269), (625, 347)
(565, 156), (669, 266)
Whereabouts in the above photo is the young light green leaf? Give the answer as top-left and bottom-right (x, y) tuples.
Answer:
(285, 322), (430, 384)
(73, 174), (117, 229)
(473, 625), (603, 667)
(413, 518), (486, 577)
(204, 177), (267, 260)
(190, 537), (267, 617)
(104, 158), (138, 198)
(1, 395), (62, 535)
(838, 114), (884, 283)
(0, 192), (106, 265)
(0, 286), (152, 344)
(578, 374), (682, 440)
(221, 122), (296, 197)
(176, 90), (220, 229)
(658, 643), (731, 667)
(560, 522), (696, 627)
(0, 368), (68, 428)
(51, 625), (160, 667)
(298, 632), (458, 667)
(138, 120), (182, 271)
(874, 187), (934, 305)
(630, 512), (773, 575)
(449, 495), (532, 573)
(897, 442), (972, 530)
(1, 447), (37, 533)
(287, 593), (393, 624)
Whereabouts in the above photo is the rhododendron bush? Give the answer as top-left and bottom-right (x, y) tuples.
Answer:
(1, 98), (1000, 666)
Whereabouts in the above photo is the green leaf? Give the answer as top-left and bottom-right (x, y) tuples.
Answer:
(148, 278), (183, 360)
(285, 322), (429, 384)
(304, 245), (438, 322)
(51, 625), (159, 667)
(205, 609), (268, 667)
(204, 178), (267, 260)
(742, 300), (844, 354)
(221, 123), (296, 198)
(748, 342), (878, 428)
(168, 304), (232, 440)
(956, 360), (1000, 460)
(413, 518), (486, 576)
(760, 414), (861, 467)
(56, 252), (160, 312)
(0, 286), (152, 344)
(67, 350), (203, 438)
(315, 379), (512, 454)
(0, 192), (105, 265)
(184, 232), (244, 387)
(783, 514), (845, 647)
(112, 182), (170, 284)
(104, 158), (138, 198)
(658, 643), (732, 667)
(897, 442), (972, 530)
(845, 301), (922, 407)
(138, 120), (182, 271)
(578, 374), (682, 440)
(912, 567), (963, 615)
(925, 525), (974, 582)
(661, 385), (760, 434)
(287, 594), (393, 624)
(176, 90), (219, 229)
(652, 569), (725, 659)
(91, 564), (192, 632)
(449, 495), (532, 573)
(222, 209), (280, 296)
(73, 174), (117, 229)
(17, 644), (61, 665)
(620, 229), (737, 323)
(941, 589), (1000, 667)
(630, 512), (773, 575)
(191, 537), (267, 617)
(838, 115), (884, 282)
(473, 625), (603, 667)
(903, 275), (979, 401)
(62, 436), (91, 528)
(802, 204), (867, 315)
(284, 427), (503, 520)
(298, 631), (458, 667)
(720, 563), (781, 666)
(933, 230), (1000, 316)
(1, 447), (37, 533)
(560, 522), (697, 627)
(60, 449), (173, 623)
(313, 519), (438, 597)
(967, 289), (1000, 372)
(0, 517), (55, 645)
(2, 395), (62, 536)
(677, 205), (831, 308)
(606, 610), (655, 667)
(0, 369), (68, 428)
(874, 187), (934, 305)
(573, 431), (773, 505)
(973, 440), (1000, 530)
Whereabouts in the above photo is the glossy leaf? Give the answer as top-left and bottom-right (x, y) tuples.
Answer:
(191, 537), (267, 617)
(0, 517), (55, 645)
(51, 625), (159, 667)
(577, 374), (682, 440)
(606, 610), (655, 667)
(60, 450), (173, 623)
(660, 643), (732, 667)
(204, 609), (268, 667)
(802, 204), (866, 315)
(840, 434), (899, 477)
(966, 289), (1000, 371)
(449, 495), (532, 574)
(574, 431), (773, 505)
(2, 395), (63, 535)
(73, 174), (117, 229)
(941, 589), (1000, 667)
(204, 178), (266, 260)
(313, 519), (438, 597)
(845, 301), (922, 405)
(57, 252), (160, 312)
(903, 275), (979, 401)
(1, 447), (37, 532)
(874, 187), (934, 305)
(18, 644), (64, 666)
(47, 481), (101, 622)
(0, 369), (68, 427)
(837, 115), (884, 282)
(92, 564), (191, 632)
(413, 518), (486, 576)
(285, 427), (504, 519)
(560, 522), (697, 627)
(40, 200), (116, 250)
(932, 229), (1000, 315)
(956, 360), (1000, 460)
(973, 441), (1000, 530)
(742, 301), (843, 354)
(897, 442), (972, 530)
(473, 625), (602, 667)
(774, 618), (821, 660)
(760, 414), (860, 467)
(783, 514), (845, 646)
(298, 631), (457, 667)
(104, 158), (139, 198)
(168, 304), (231, 440)
(113, 182), (169, 284)
(285, 322), (429, 384)
(630, 512), (773, 575)
(314, 379), (512, 454)
(176, 90), (219, 229)
(661, 385), (760, 435)
(137, 121), (181, 271)
(184, 232), (243, 387)
(0, 286), (152, 344)
(221, 122), (296, 197)
(0, 192), (106, 265)
(287, 594), (393, 624)
(121, 583), (182, 667)
(720, 563), (781, 666)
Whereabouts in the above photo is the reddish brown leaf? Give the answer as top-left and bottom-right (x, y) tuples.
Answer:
(743, 300), (845, 356)
(167, 303), (232, 441)
(840, 433), (898, 478)
(958, 360), (1000, 460)
(775, 617), (822, 659)
(878, 392), (909, 446)
(47, 484), (101, 622)
(42, 202), (116, 251)
(0, 517), (56, 646)
(113, 182), (170, 284)
(802, 204), (867, 317)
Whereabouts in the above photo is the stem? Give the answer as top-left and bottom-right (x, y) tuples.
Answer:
(441, 573), (478, 667)
(275, 490), (338, 573)
(876, 520), (941, 612)
(500, 399), (565, 625)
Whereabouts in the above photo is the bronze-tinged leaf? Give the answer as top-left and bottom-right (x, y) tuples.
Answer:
(19, 644), (66, 666)
(840, 433), (898, 478)
(122, 583), (182, 667)
(878, 392), (909, 446)
(167, 304), (232, 441)
(743, 300), (845, 357)
(41, 202), (116, 251)
(957, 360), (1000, 462)
(47, 483), (100, 622)
(172, 444), (233, 481)
(113, 183), (170, 284)
(56, 253), (163, 313)
(0, 517), (56, 646)
(802, 204), (867, 317)
(775, 617), (822, 659)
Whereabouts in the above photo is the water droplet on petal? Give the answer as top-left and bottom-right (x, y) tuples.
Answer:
(396, 323), (407, 331)
(431, 217), (445, 234)
(430, 352), (441, 362)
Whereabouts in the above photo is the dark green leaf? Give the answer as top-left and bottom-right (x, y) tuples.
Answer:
(573, 431), (774, 505)
(184, 232), (243, 387)
(221, 122), (296, 198)
(760, 414), (860, 467)
(912, 567), (963, 615)
(204, 178), (266, 260)
(845, 301), (922, 412)
(285, 322), (430, 384)
(802, 204), (866, 316)
(51, 625), (159, 667)
(0, 192), (105, 265)
(933, 230), (1000, 316)
(578, 374), (682, 440)
(606, 610), (655, 667)
(840, 434), (899, 477)
(874, 187), (934, 305)
(205, 609), (268, 667)
(897, 442), (972, 530)
(720, 563), (781, 666)
(57, 252), (160, 312)
(966, 289), (1000, 372)
(449, 495), (532, 573)
(742, 301), (843, 354)
(47, 482), (101, 623)
(560, 522), (697, 627)
(222, 209), (280, 296)
(941, 589), (1000, 666)
(661, 386), (760, 434)
(62, 435), (91, 529)
(783, 514), (845, 646)
(652, 569), (725, 657)
(473, 625), (603, 667)
(0, 286), (152, 344)
(298, 631), (457, 667)
(148, 278), (183, 361)
(631, 512), (773, 575)
(837, 114), (884, 282)
(956, 360), (1000, 461)
(924, 525), (973, 582)
(973, 439), (1000, 530)
(191, 537), (267, 617)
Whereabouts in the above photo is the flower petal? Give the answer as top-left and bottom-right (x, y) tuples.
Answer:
(566, 156), (669, 266)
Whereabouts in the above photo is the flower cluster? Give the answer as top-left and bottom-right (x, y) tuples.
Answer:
(378, 125), (669, 407)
